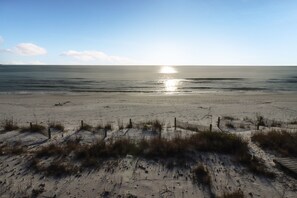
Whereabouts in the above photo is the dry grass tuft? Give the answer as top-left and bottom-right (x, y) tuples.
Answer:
(252, 130), (297, 157)
(1, 118), (19, 132)
(20, 123), (46, 133)
(223, 116), (235, 121)
(219, 190), (244, 198)
(225, 121), (235, 129)
(49, 122), (64, 131)
(192, 164), (211, 186)
(0, 141), (26, 155)
(140, 120), (163, 132)
(104, 123), (112, 131)
(79, 123), (93, 131)
(30, 131), (273, 177)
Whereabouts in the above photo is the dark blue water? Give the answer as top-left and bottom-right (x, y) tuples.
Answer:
(0, 65), (296, 94)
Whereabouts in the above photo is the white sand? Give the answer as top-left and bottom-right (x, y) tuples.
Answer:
(0, 92), (297, 197)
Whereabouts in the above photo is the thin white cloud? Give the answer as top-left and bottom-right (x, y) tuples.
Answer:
(12, 43), (47, 56)
(0, 42), (47, 56)
(5, 60), (46, 65)
(61, 50), (135, 64)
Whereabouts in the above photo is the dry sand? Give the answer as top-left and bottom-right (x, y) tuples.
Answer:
(0, 92), (297, 197)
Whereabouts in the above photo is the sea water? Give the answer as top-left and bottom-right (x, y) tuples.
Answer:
(0, 65), (296, 94)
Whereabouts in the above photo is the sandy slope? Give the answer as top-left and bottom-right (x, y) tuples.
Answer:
(0, 92), (297, 197)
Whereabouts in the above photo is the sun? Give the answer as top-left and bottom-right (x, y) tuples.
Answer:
(159, 66), (177, 74)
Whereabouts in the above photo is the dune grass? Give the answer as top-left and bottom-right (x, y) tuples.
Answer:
(223, 116), (235, 121)
(0, 118), (19, 132)
(20, 123), (46, 133)
(219, 190), (244, 198)
(225, 121), (235, 129)
(139, 120), (163, 132)
(31, 131), (272, 178)
(79, 122), (93, 131)
(191, 164), (211, 186)
(49, 122), (64, 131)
(252, 130), (297, 157)
(0, 141), (26, 155)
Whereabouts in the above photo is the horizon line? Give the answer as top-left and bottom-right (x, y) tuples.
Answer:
(1, 64), (297, 67)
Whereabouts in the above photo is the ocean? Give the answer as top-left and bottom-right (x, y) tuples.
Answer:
(0, 65), (296, 94)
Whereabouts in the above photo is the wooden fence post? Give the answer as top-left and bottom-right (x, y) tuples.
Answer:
(257, 123), (260, 130)
(129, 118), (132, 128)
(48, 128), (51, 139)
(217, 117), (220, 127)
(81, 120), (84, 129)
(104, 129), (107, 139)
(174, 117), (176, 130)
(30, 122), (32, 130)
(210, 124), (212, 132)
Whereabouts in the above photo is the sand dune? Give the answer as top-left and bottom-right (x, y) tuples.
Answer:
(0, 92), (297, 197)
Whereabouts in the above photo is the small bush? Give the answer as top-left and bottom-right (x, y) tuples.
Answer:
(223, 116), (235, 121)
(239, 123), (245, 129)
(140, 120), (163, 132)
(270, 120), (282, 127)
(219, 190), (244, 198)
(252, 130), (297, 157)
(256, 114), (266, 126)
(35, 144), (65, 158)
(104, 123), (112, 131)
(152, 120), (162, 132)
(49, 122), (64, 131)
(94, 124), (103, 132)
(225, 121), (235, 129)
(236, 154), (275, 178)
(44, 161), (79, 177)
(0, 142), (26, 155)
(126, 122), (133, 129)
(192, 165), (211, 186)
(21, 123), (45, 133)
(1, 118), (19, 131)
(289, 119), (297, 125)
(79, 123), (93, 131)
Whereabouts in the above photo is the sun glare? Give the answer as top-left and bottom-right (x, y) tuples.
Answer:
(159, 66), (177, 74)
(164, 79), (180, 92)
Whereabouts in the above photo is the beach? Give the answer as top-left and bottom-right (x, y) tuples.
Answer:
(1, 92), (297, 127)
(1, 91), (297, 197)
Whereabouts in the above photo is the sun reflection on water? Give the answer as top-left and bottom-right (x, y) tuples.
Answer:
(163, 79), (181, 93)
(158, 66), (180, 94)
(159, 66), (177, 74)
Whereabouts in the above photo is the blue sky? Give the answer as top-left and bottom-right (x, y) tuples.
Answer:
(0, 0), (297, 65)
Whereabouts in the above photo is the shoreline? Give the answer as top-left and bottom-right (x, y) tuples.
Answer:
(0, 92), (296, 126)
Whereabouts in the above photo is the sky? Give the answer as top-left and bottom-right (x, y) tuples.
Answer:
(0, 0), (297, 65)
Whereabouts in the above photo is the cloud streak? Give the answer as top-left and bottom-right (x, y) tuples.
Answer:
(61, 50), (135, 64)
(1, 43), (47, 56)
(13, 43), (47, 56)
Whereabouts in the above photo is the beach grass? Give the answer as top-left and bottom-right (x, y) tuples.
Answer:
(79, 122), (93, 131)
(20, 123), (46, 133)
(31, 131), (272, 177)
(0, 141), (26, 155)
(49, 122), (64, 131)
(219, 190), (244, 198)
(0, 118), (19, 132)
(252, 129), (297, 157)
(191, 164), (211, 186)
